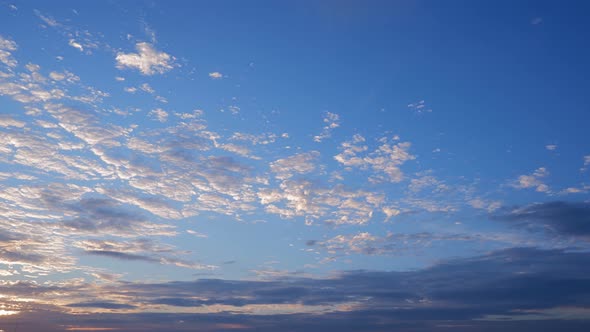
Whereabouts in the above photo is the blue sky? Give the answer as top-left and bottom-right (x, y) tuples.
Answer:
(1, 1), (590, 331)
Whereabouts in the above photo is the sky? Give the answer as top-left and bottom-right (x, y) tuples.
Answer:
(1, 0), (590, 331)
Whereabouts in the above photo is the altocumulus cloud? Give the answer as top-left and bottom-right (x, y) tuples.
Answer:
(116, 42), (177, 75)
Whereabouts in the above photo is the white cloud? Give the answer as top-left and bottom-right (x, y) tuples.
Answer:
(219, 143), (257, 159)
(230, 132), (283, 145)
(408, 174), (447, 193)
(468, 198), (502, 212)
(323, 232), (378, 254)
(407, 100), (432, 113)
(545, 144), (557, 151)
(68, 39), (84, 52)
(0, 35), (18, 67)
(228, 105), (240, 114)
(25, 63), (40, 72)
(513, 167), (550, 193)
(0, 115), (25, 128)
(314, 112), (340, 142)
(209, 72), (223, 79)
(335, 135), (415, 183)
(34, 10), (60, 27)
(560, 186), (590, 195)
(140, 83), (154, 93)
(116, 42), (176, 75)
(149, 108), (168, 122)
(270, 151), (320, 180)
(187, 230), (208, 238)
(382, 207), (400, 221)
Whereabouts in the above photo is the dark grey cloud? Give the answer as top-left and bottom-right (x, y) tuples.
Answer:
(113, 247), (590, 312)
(495, 201), (590, 238)
(66, 301), (136, 309)
(84, 250), (160, 262)
(4, 247), (590, 332)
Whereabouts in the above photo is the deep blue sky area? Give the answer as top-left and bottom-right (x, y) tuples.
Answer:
(1, 1), (590, 331)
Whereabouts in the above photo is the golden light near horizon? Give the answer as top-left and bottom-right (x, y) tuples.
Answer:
(0, 309), (18, 316)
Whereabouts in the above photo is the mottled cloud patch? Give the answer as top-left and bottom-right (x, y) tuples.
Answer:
(0, 34), (18, 67)
(335, 135), (415, 183)
(270, 151), (320, 180)
(469, 197), (502, 212)
(512, 167), (550, 193)
(149, 108), (168, 122)
(314, 112), (340, 142)
(258, 179), (384, 225)
(0, 115), (25, 128)
(317, 231), (516, 256)
(116, 43), (177, 75)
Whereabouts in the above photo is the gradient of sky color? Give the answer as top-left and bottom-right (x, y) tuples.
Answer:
(1, 1), (590, 331)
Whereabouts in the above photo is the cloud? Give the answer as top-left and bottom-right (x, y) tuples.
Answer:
(187, 230), (208, 238)
(469, 197), (502, 212)
(66, 301), (136, 309)
(7, 248), (590, 331)
(407, 100), (432, 113)
(512, 167), (550, 193)
(68, 39), (84, 52)
(140, 83), (155, 93)
(408, 173), (448, 193)
(0, 115), (25, 128)
(494, 201), (590, 239)
(0, 34), (18, 67)
(116, 42), (176, 75)
(49, 70), (80, 83)
(209, 72), (223, 79)
(84, 250), (160, 263)
(335, 135), (415, 183)
(270, 151), (320, 180)
(258, 178), (385, 225)
(545, 144), (558, 151)
(230, 132), (283, 145)
(34, 10), (60, 27)
(317, 231), (520, 256)
(314, 112), (340, 142)
(149, 108), (168, 122)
